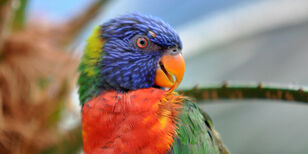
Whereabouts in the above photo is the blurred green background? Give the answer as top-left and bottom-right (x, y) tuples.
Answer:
(4, 0), (308, 153)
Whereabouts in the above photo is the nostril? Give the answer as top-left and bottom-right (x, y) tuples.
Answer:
(165, 47), (180, 54)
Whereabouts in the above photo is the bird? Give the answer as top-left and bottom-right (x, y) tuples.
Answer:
(78, 13), (228, 154)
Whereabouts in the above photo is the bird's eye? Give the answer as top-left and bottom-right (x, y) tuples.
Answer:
(136, 37), (148, 49)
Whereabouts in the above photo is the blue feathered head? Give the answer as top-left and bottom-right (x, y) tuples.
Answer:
(78, 13), (185, 104)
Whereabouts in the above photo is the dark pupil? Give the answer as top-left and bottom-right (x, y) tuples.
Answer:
(139, 40), (145, 45)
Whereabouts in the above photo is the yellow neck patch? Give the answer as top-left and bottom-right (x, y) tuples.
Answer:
(82, 26), (104, 77)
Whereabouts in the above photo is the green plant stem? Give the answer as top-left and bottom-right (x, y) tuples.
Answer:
(0, 0), (15, 52)
(12, 0), (28, 31)
(178, 82), (308, 104)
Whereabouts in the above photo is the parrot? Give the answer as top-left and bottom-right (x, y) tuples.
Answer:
(78, 13), (229, 154)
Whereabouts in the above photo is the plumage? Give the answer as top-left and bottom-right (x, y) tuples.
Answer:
(78, 13), (228, 154)
(82, 88), (182, 153)
(170, 101), (228, 154)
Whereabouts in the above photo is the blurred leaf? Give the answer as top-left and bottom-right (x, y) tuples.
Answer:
(38, 77), (51, 90)
(0, 0), (15, 52)
(0, 0), (9, 6)
(12, 0), (28, 30)
(41, 126), (83, 154)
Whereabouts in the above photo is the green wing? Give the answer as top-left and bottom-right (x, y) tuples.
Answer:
(170, 100), (229, 154)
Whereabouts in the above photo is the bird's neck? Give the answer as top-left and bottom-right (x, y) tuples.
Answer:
(81, 88), (184, 153)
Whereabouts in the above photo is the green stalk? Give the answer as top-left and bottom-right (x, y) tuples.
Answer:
(0, 0), (15, 52)
(12, 0), (28, 30)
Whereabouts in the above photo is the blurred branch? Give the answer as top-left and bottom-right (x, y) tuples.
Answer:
(12, 0), (28, 31)
(0, 0), (15, 52)
(178, 82), (308, 104)
(59, 0), (110, 46)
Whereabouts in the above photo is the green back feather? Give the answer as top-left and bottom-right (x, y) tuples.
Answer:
(78, 26), (105, 106)
(172, 100), (229, 154)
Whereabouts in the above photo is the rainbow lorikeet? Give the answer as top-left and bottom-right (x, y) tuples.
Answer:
(78, 14), (228, 154)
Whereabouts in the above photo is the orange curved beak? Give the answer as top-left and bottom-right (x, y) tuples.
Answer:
(155, 53), (185, 92)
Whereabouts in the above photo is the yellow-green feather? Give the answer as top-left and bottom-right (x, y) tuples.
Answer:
(82, 26), (104, 77)
(78, 26), (105, 105)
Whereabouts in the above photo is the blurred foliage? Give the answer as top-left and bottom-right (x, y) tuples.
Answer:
(0, 0), (109, 153)
(41, 126), (82, 154)
(12, 0), (28, 30)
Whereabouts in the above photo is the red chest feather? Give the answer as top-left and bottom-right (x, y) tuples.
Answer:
(82, 88), (183, 154)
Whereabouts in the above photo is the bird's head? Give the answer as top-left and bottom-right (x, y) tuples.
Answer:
(78, 13), (185, 104)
